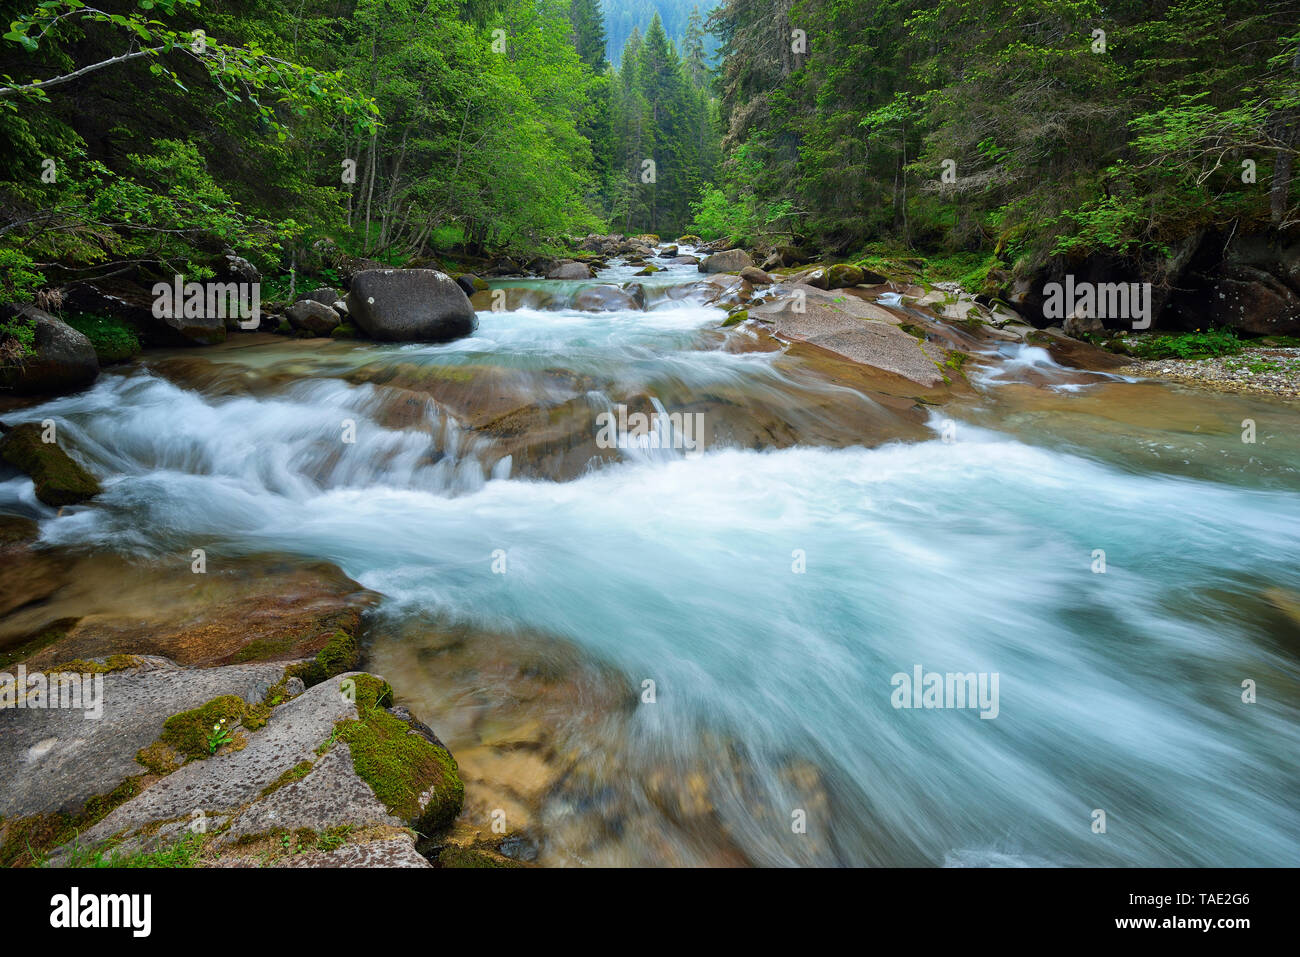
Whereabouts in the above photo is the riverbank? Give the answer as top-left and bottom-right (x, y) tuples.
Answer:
(1127, 346), (1300, 397)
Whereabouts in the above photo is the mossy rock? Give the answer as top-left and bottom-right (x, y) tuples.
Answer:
(46, 654), (142, 674)
(435, 844), (525, 868)
(156, 694), (251, 762)
(0, 422), (101, 506)
(827, 264), (865, 288)
(675, 234), (702, 245)
(274, 318), (293, 335)
(335, 675), (464, 836)
(634, 265), (661, 276)
(722, 309), (749, 328)
(329, 322), (359, 339)
(0, 776), (142, 867)
(280, 628), (360, 689)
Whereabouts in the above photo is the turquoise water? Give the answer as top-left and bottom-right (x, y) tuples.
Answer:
(4, 255), (1299, 866)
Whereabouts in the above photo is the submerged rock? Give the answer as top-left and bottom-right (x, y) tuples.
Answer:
(573, 285), (642, 312)
(346, 268), (477, 343)
(0, 421), (100, 506)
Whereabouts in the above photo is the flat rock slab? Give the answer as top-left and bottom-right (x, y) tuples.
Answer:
(0, 554), (374, 668)
(0, 659), (285, 817)
(751, 286), (948, 386)
(219, 743), (401, 842)
(65, 672), (365, 854)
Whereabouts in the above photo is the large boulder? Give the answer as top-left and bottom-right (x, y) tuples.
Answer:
(699, 249), (754, 274)
(216, 250), (260, 284)
(827, 264), (866, 289)
(346, 269), (477, 343)
(303, 286), (342, 306)
(749, 284), (948, 387)
(546, 261), (594, 280)
(0, 306), (99, 395)
(286, 299), (341, 335)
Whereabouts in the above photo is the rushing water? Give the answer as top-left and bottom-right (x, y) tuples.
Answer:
(3, 251), (1299, 866)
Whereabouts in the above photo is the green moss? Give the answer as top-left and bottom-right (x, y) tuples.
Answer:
(61, 313), (141, 363)
(283, 628), (360, 688)
(332, 675), (464, 836)
(0, 776), (143, 867)
(157, 695), (249, 762)
(827, 264), (865, 287)
(275, 318), (293, 335)
(435, 845), (525, 868)
(0, 422), (101, 506)
(899, 323), (928, 340)
(46, 654), (142, 675)
(944, 351), (969, 370)
(259, 760), (315, 798)
(135, 740), (183, 776)
(329, 322), (358, 339)
(722, 309), (749, 327)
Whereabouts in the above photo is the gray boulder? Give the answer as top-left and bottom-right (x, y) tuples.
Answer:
(699, 249), (754, 274)
(286, 299), (341, 335)
(546, 261), (594, 280)
(303, 286), (342, 305)
(0, 306), (99, 395)
(346, 269), (477, 343)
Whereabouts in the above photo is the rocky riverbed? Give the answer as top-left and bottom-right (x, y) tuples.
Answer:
(2, 237), (1298, 868)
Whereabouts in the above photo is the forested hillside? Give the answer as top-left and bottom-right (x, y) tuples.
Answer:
(602, 0), (719, 65)
(701, 0), (1299, 295)
(0, 1), (1296, 318)
(0, 0), (718, 307)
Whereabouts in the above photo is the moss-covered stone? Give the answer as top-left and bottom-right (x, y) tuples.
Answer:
(135, 739), (184, 776)
(722, 309), (749, 328)
(157, 694), (250, 762)
(334, 675), (464, 836)
(435, 844), (525, 868)
(280, 628), (360, 688)
(0, 775), (143, 867)
(46, 653), (142, 674)
(0, 422), (101, 506)
(329, 322), (359, 339)
(827, 264), (865, 288)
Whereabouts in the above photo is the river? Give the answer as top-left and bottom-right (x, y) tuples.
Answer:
(4, 250), (1298, 866)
